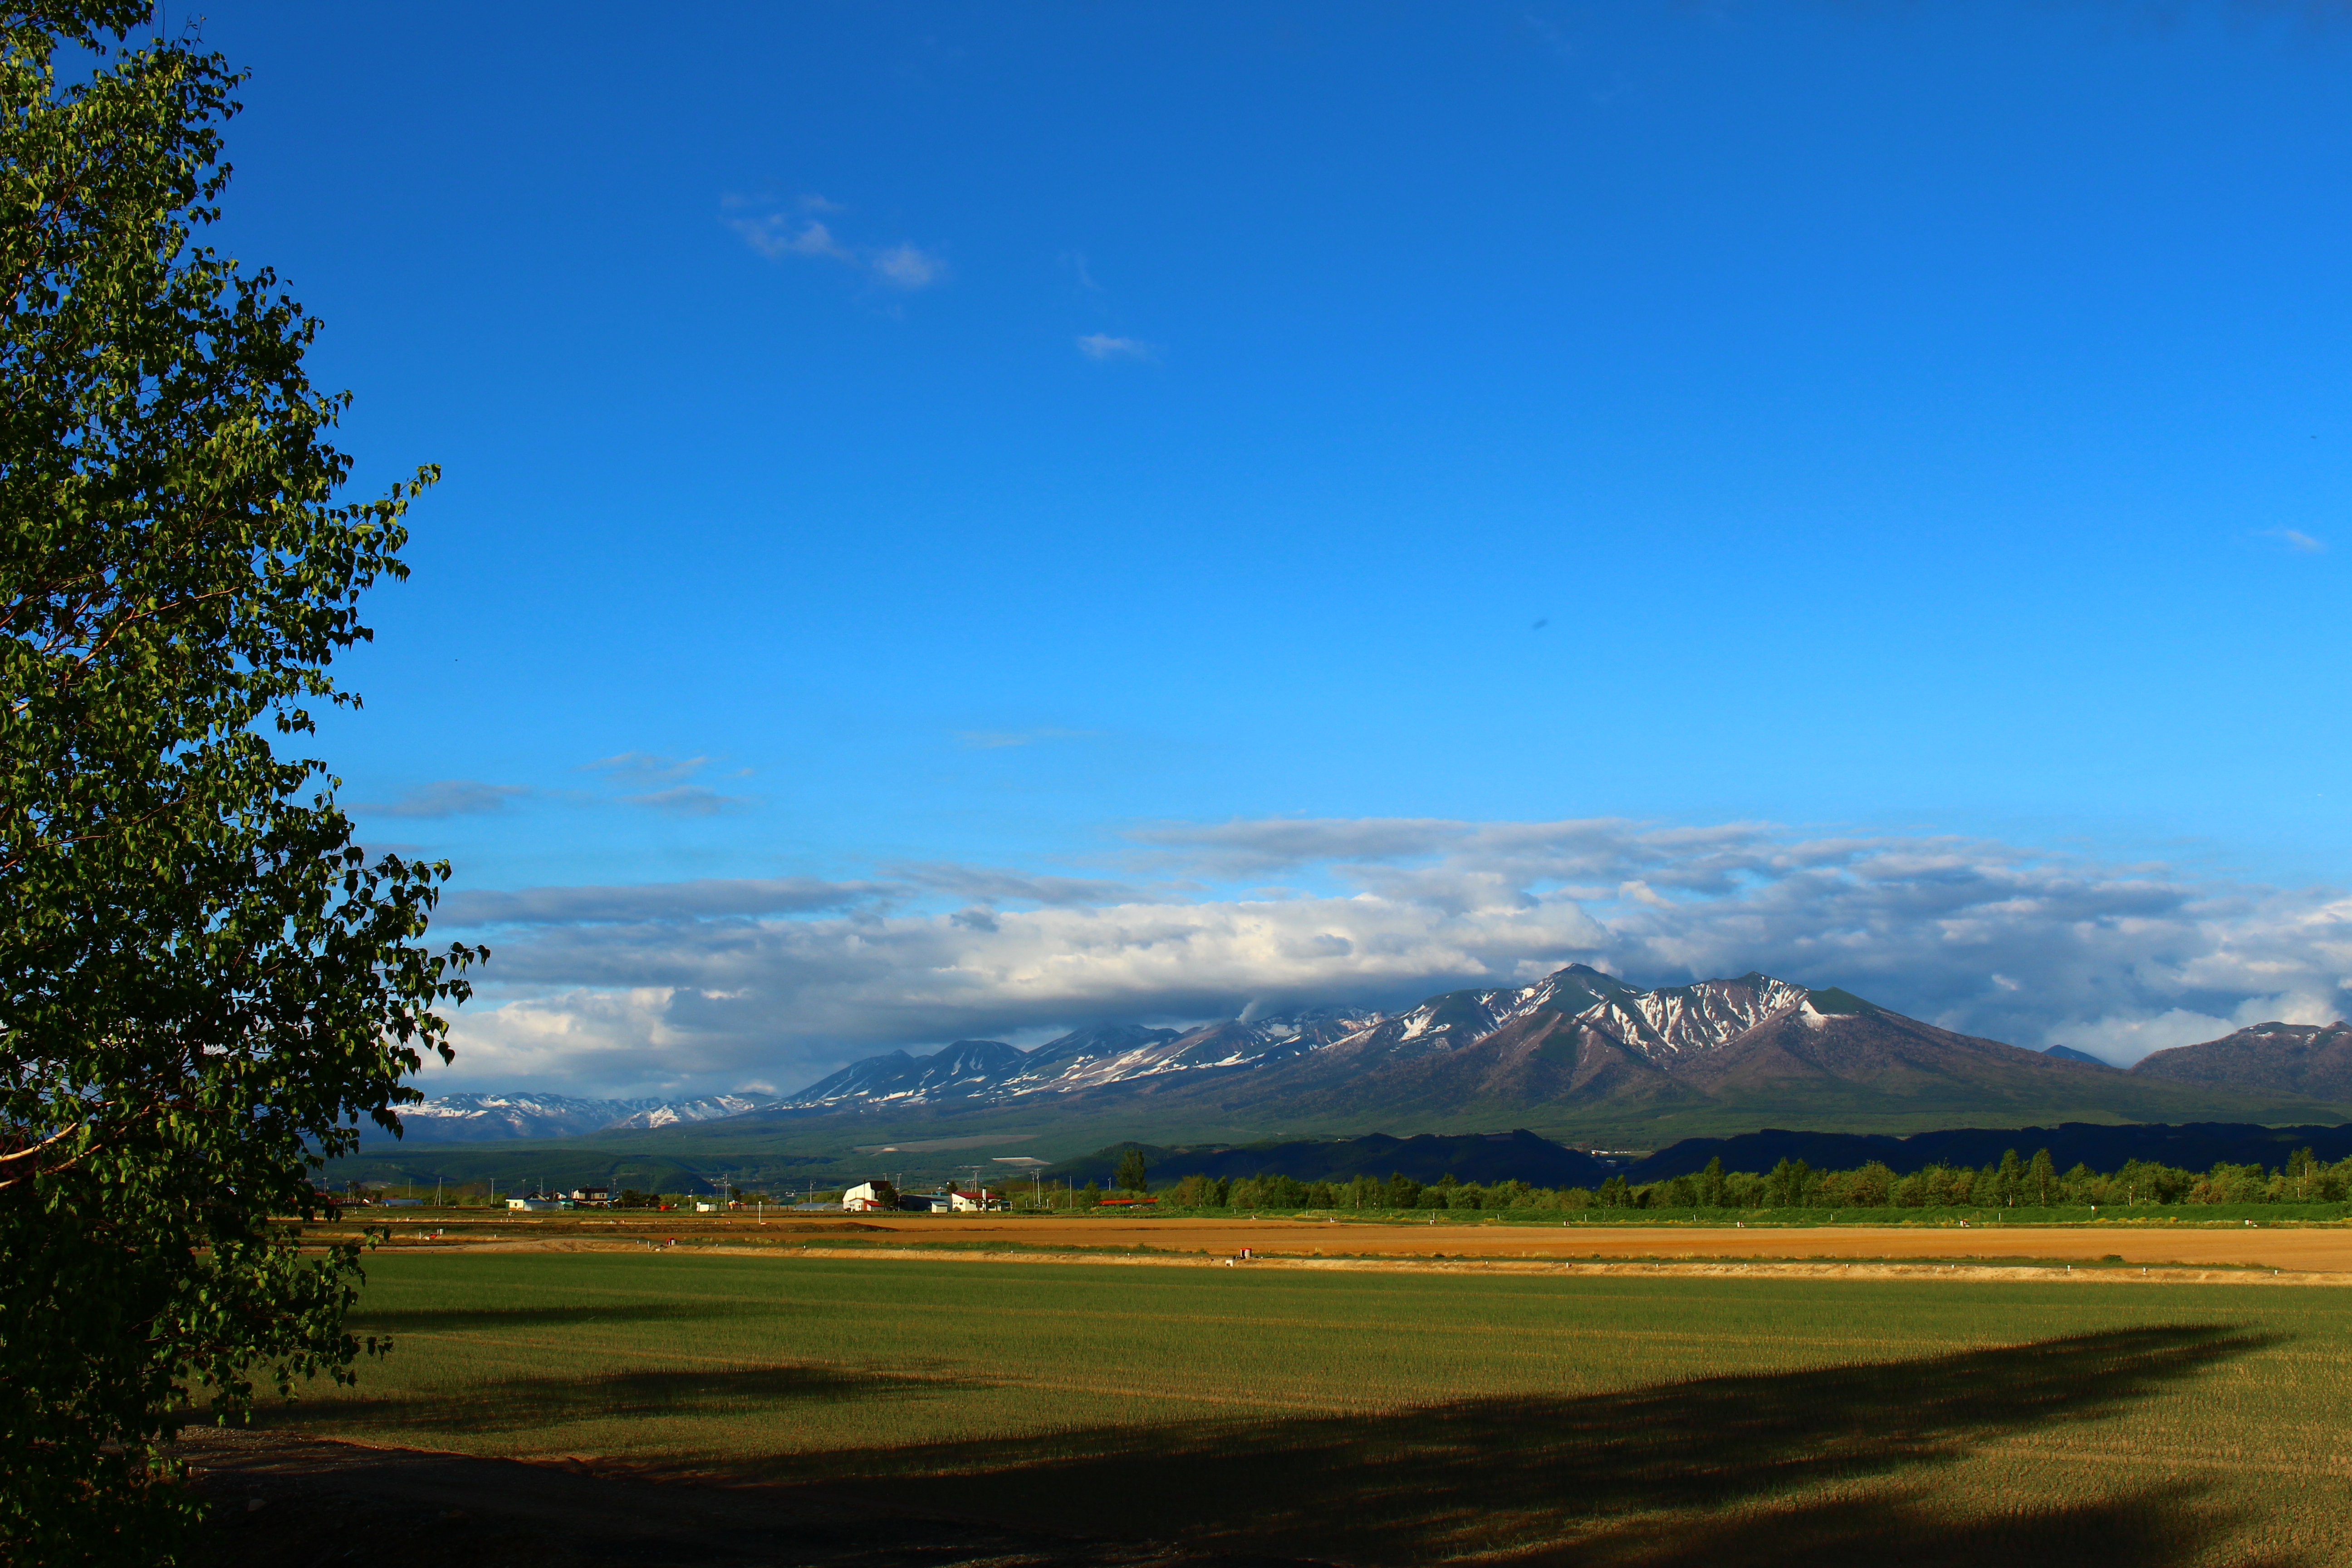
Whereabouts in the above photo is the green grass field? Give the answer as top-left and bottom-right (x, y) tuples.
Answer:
(257, 1254), (2352, 1565)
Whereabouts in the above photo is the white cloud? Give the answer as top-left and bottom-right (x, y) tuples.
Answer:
(439, 877), (882, 926)
(725, 197), (948, 290)
(893, 862), (1145, 908)
(955, 727), (1098, 749)
(729, 216), (856, 263)
(351, 779), (529, 818)
(1077, 333), (1153, 361)
(622, 785), (753, 817)
(579, 751), (710, 786)
(2264, 528), (2327, 554)
(870, 243), (949, 289)
(427, 817), (2352, 1097)
(573, 752), (750, 813)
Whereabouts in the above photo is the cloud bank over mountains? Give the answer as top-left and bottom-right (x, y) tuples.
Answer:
(427, 817), (2352, 1098)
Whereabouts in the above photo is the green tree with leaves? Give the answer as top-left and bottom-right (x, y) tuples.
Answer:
(1113, 1147), (1148, 1193)
(2026, 1148), (2057, 1207)
(1764, 1157), (1812, 1208)
(1996, 1149), (2025, 1206)
(0, 7), (480, 1561)
(1697, 1155), (1725, 1209)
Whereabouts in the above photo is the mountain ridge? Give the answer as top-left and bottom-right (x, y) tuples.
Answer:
(396, 969), (2352, 1151)
(397, 1091), (779, 1143)
(2133, 1021), (2352, 1099)
(753, 965), (2141, 1127)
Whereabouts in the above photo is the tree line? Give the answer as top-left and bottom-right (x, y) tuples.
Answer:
(1068, 1146), (2352, 1212)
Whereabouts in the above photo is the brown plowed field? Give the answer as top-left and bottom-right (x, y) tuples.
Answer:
(774, 1215), (2352, 1270)
(358, 1210), (2352, 1271)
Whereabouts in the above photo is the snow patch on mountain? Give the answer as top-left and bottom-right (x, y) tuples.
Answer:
(399, 1091), (779, 1142)
(774, 969), (1849, 1112)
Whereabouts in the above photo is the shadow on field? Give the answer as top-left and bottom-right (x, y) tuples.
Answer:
(244, 1363), (969, 1436)
(773, 1323), (2292, 1566)
(349, 1303), (722, 1332)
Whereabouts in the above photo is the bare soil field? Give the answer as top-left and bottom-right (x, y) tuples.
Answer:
(355, 1210), (2352, 1272)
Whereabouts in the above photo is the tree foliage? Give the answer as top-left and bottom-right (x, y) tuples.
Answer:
(0, 6), (480, 1561)
(1042, 1147), (2352, 1215)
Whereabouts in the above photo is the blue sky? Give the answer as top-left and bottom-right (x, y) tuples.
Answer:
(188, 1), (2351, 1093)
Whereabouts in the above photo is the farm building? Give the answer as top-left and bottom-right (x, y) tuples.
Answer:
(896, 1189), (1003, 1213)
(842, 1180), (899, 1212)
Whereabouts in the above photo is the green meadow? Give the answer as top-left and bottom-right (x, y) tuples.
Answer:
(257, 1254), (2352, 1565)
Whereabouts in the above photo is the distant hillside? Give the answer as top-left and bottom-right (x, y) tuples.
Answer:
(1020, 1120), (2352, 1192)
(1626, 1121), (2352, 1181)
(2132, 1022), (2352, 1100)
(1042, 1130), (1613, 1189)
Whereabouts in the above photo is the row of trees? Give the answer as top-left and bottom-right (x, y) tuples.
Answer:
(1116, 1147), (2352, 1212)
(376, 1148), (2352, 1217)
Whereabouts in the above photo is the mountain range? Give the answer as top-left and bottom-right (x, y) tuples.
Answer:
(397, 1092), (779, 1143)
(748, 965), (2349, 1136)
(392, 967), (2352, 1156)
(2133, 1021), (2352, 1101)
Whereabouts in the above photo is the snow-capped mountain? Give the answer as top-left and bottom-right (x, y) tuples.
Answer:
(1326, 966), (1820, 1069)
(392, 967), (2343, 1146)
(761, 964), (2194, 1127)
(767, 969), (1882, 1115)
(773, 1006), (1386, 1111)
(397, 1091), (779, 1142)
(597, 1094), (782, 1131)
(2132, 1020), (2352, 1099)
(785, 1039), (1036, 1109)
